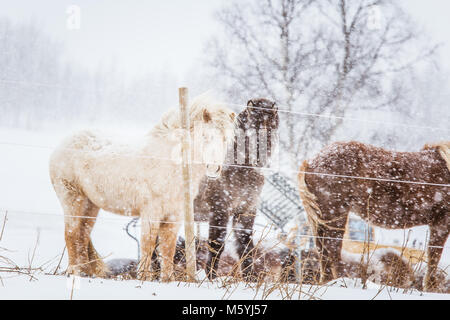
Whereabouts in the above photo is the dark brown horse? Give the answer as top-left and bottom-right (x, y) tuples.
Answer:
(298, 141), (449, 292)
(194, 98), (279, 280)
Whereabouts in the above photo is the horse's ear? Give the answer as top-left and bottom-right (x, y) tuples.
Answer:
(247, 100), (254, 107)
(202, 109), (212, 123)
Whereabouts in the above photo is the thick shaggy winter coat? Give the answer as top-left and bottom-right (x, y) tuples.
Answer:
(50, 94), (235, 281)
(298, 141), (449, 292)
(194, 98), (279, 280)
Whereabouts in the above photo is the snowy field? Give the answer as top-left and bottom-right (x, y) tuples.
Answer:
(0, 127), (449, 300)
(1, 274), (448, 300)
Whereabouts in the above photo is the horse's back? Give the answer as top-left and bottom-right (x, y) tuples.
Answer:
(307, 141), (449, 184)
(49, 130), (111, 182)
(55, 130), (111, 154)
(308, 141), (368, 176)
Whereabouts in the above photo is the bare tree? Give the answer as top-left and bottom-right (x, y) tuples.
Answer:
(207, 0), (438, 165)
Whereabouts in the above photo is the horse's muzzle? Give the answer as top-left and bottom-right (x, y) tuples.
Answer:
(206, 164), (222, 179)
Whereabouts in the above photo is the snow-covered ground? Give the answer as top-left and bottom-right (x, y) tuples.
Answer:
(0, 127), (449, 300)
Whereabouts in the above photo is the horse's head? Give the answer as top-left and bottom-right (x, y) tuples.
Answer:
(236, 98), (278, 167)
(191, 97), (236, 179)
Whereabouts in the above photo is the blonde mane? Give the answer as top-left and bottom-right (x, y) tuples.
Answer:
(437, 142), (450, 172)
(424, 141), (450, 171)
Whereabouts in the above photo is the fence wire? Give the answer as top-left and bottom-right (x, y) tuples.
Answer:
(0, 78), (449, 265)
(1, 209), (448, 251)
(1, 78), (448, 132)
(0, 140), (448, 188)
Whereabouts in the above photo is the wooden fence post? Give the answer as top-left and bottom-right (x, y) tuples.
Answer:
(179, 87), (197, 281)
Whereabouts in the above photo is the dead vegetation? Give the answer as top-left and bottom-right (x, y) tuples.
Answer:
(0, 213), (448, 299)
(104, 230), (449, 297)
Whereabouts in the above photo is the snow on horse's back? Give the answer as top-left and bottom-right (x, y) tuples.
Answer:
(49, 92), (236, 281)
(298, 141), (450, 292)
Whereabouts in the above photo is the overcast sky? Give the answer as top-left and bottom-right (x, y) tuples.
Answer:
(2, 0), (450, 82)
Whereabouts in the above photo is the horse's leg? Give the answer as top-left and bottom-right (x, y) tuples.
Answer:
(158, 222), (181, 282)
(424, 223), (449, 292)
(56, 186), (81, 275)
(232, 206), (257, 281)
(83, 201), (108, 277)
(62, 190), (105, 277)
(206, 205), (230, 280)
(54, 181), (105, 276)
(315, 216), (348, 283)
(138, 214), (160, 281)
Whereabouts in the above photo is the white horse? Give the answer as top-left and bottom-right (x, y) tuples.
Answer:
(49, 93), (236, 281)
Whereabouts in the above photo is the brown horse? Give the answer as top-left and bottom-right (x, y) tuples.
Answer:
(298, 141), (449, 292)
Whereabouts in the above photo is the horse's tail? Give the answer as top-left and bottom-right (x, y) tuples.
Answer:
(298, 162), (346, 235)
(298, 161), (322, 236)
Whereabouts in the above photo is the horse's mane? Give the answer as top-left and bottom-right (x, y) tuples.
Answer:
(151, 92), (235, 140)
(423, 141), (450, 171)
